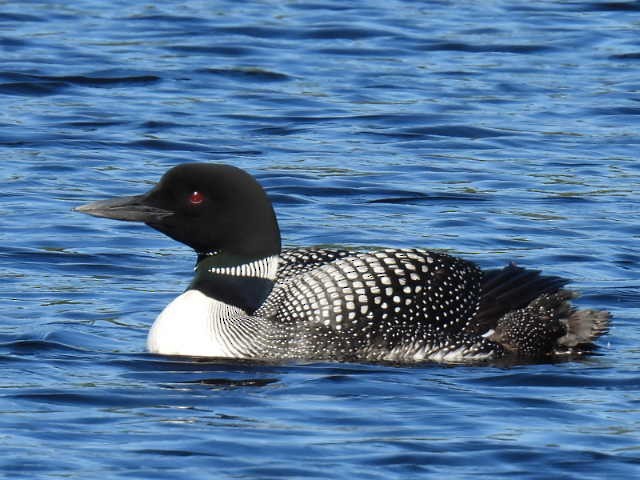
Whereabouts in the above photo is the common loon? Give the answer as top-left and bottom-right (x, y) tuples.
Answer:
(76, 163), (609, 363)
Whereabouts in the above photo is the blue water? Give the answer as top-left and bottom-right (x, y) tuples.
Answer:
(1, 0), (639, 478)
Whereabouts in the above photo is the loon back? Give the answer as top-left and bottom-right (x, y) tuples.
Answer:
(76, 163), (609, 364)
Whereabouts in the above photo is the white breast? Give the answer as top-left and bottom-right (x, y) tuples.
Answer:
(147, 289), (247, 358)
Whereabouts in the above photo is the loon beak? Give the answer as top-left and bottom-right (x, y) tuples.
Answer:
(75, 194), (173, 223)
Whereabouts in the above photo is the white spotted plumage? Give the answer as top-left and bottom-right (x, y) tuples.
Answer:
(252, 247), (499, 361)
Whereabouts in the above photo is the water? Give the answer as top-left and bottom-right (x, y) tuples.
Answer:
(1, 0), (639, 478)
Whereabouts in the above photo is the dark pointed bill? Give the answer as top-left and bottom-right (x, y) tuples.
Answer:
(74, 194), (173, 222)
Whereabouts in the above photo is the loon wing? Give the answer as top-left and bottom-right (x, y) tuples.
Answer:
(256, 248), (485, 360)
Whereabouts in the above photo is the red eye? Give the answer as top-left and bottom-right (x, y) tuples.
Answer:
(189, 191), (204, 205)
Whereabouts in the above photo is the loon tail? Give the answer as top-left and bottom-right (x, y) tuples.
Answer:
(471, 264), (610, 357)
(559, 307), (610, 349)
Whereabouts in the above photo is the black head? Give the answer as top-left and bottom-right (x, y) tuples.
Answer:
(76, 163), (281, 260)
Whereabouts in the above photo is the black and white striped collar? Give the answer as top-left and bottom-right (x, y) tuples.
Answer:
(206, 255), (279, 281)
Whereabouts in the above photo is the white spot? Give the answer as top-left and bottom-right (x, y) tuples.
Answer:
(482, 329), (495, 338)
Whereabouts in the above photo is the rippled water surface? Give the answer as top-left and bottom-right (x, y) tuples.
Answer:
(2, 1), (640, 478)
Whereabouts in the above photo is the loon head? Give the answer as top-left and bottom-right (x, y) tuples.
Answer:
(78, 163), (282, 357)
(76, 163), (281, 260)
